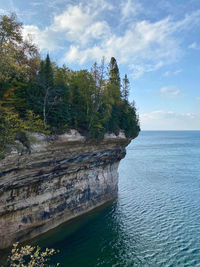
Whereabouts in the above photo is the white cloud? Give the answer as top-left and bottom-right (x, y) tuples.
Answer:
(22, 25), (58, 51)
(174, 69), (182, 75)
(63, 11), (200, 67)
(22, 2), (200, 77)
(140, 110), (200, 130)
(0, 8), (7, 15)
(42, 0), (75, 9)
(88, 0), (114, 12)
(63, 16), (182, 65)
(121, 0), (142, 21)
(23, 2), (111, 51)
(31, 2), (43, 7)
(53, 5), (92, 33)
(163, 71), (170, 77)
(66, 45), (105, 64)
(130, 62), (163, 79)
(188, 42), (199, 49)
(173, 10), (200, 30)
(84, 21), (110, 41)
(163, 69), (182, 77)
(160, 86), (183, 98)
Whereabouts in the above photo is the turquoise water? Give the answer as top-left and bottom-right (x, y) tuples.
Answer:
(12, 131), (200, 266)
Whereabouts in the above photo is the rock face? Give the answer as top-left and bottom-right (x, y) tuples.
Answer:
(0, 130), (131, 249)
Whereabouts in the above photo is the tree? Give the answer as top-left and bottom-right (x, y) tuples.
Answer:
(0, 13), (22, 47)
(122, 74), (130, 101)
(6, 242), (59, 267)
(0, 13), (39, 107)
(42, 54), (54, 127)
(107, 57), (121, 102)
(28, 54), (55, 127)
(88, 57), (108, 137)
(119, 101), (140, 138)
(0, 104), (47, 158)
(105, 57), (122, 134)
(69, 70), (96, 133)
(0, 12), (140, 152)
(48, 65), (71, 131)
(90, 57), (106, 112)
(0, 13), (38, 84)
(108, 57), (120, 88)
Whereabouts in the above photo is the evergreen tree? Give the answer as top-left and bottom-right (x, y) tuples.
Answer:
(27, 54), (55, 127)
(122, 74), (130, 101)
(69, 70), (96, 133)
(108, 57), (120, 88)
(42, 54), (54, 127)
(90, 57), (106, 112)
(48, 65), (70, 131)
(0, 12), (140, 155)
(106, 57), (121, 134)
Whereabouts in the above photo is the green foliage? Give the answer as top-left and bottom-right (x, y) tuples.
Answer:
(89, 121), (105, 139)
(0, 104), (47, 158)
(25, 110), (49, 133)
(122, 74), (130, 101)
(108, 57), (121, 88)
(107, 103), (121, 135)
(6, 242), (59, 267)
(0, 104), (23, 157)
(48, 65), (71, 131)
(119, 101), (140, 138)
(0, 14), (140, 156)
(31, 54), (54, 127)
(69, 70), (96, 132)
(0, 13), (38, 86)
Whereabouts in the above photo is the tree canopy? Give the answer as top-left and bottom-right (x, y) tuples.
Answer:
(0, 14), (140, 158)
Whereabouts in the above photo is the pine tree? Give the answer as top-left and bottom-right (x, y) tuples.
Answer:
(122, 74), (130, 101)
(34, 54), (54, 127)
(108, 57), (120, 88)
(91, 59), (106, 101)
(105, 57), (121, 134)
(42, 54), (54, 127)
(48, 65), (70, 131)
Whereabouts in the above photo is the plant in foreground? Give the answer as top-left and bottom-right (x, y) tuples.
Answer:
(6, 242), (60, 267)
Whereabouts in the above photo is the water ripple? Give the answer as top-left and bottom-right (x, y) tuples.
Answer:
(23, 131), (200, 267)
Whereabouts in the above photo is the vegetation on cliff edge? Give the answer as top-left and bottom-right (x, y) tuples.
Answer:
(0, 13), (140, 158)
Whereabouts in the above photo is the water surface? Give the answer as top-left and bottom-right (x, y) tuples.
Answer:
(13, 131), (200, 266)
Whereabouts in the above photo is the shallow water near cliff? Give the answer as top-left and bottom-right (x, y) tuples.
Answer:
(8, 131), (200, 266)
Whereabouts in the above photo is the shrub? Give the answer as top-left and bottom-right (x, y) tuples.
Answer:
(6, 242), (59, 267)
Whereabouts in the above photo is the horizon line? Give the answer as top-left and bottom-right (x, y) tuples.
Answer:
(140, 129), (200, 131)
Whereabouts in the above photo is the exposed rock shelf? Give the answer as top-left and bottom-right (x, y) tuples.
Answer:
(0, 130), (131, 249)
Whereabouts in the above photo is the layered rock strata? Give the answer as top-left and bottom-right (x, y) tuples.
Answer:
(0, 130), (131, 249)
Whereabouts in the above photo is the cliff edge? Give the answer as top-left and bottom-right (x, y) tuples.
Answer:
(0, 130), (131, 249)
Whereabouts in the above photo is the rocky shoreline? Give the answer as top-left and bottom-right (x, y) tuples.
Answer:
(0, 130), (131, 249)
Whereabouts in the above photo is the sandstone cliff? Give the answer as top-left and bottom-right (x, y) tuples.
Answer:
(0, 130), (131, 249)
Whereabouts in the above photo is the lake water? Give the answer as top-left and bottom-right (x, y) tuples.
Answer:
(5, 131), (200, 266)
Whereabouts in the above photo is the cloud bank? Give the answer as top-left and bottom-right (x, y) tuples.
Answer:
(22, 1), (200, 77)
(140, 111), (200, 130)
(160, 86), (183, 98)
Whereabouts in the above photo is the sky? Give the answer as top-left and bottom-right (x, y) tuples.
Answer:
(0, 0), (200, 130)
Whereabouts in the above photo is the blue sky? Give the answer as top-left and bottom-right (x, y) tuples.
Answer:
(1, 0), (200, 130)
